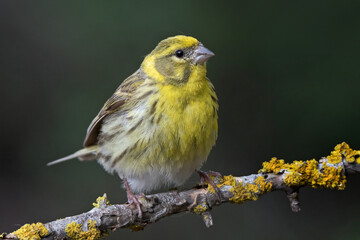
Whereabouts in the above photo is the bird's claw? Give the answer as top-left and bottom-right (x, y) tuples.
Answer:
(124, 179), (144, 218)
(196, 170), (223, 203)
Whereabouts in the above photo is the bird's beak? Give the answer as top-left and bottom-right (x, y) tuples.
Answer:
(192, 44), (215, 64)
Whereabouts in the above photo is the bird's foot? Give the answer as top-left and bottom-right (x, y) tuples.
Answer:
(124, 179), (145, 218)
(196, 170), (223, 203)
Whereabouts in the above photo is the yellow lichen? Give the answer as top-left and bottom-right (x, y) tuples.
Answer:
(65, 220), (101, 240)
(214, 175), (272, 204)
(207, 174), (233, 194)
(92, 194), (110, 208)
(321, 163), (346, 189)
(193, 202), (208, 214)
(208, 143), (356, 204)
(11, 222), (49, 240)
(207, 174), (237, 193)
(254, 176), (273, 192)
(219, 175), (237, 187)
(205, 174), (218, 194)
(261, 157), (285, 173)
(66, 222), (82, 239)
(327, 142), (360, 164)
(207, 184), (215, 194)
(259, 143), (352, 190)
(229, 176), (272, 204)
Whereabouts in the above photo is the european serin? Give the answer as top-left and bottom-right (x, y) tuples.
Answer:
(48, 35), (218, 217)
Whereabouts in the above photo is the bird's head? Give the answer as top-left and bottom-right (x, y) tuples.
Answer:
(141, 35), (215, 85)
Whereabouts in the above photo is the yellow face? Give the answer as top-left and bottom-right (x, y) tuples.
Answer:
(142, 35), (214, 85)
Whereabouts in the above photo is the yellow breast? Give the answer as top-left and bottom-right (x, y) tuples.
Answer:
(153, 65), (218, 164)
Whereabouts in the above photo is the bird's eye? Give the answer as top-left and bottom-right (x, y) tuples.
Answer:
(175, 50), (184, 58)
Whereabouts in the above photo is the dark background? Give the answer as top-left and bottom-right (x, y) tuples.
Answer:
(1, 1), (360, 239)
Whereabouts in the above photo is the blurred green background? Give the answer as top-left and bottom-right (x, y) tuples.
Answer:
(1, 0), (360, 239)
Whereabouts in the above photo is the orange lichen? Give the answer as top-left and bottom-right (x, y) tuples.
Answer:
(11, 222), (49, 240)
(65, 220), (101, 240)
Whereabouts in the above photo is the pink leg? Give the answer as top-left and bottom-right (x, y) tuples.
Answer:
(124, 178), (143, 218)
(196, 170), (223, 202)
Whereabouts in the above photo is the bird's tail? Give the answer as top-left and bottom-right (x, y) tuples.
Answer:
(47, 145), (100, 166)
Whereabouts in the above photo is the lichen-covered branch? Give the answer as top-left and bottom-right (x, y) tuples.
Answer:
(2, 142), (360, 240)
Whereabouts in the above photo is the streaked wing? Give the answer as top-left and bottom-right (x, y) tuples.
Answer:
(83, 69), (145, 147)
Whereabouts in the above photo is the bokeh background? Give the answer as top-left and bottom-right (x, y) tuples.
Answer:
(1, 1), (360, 239)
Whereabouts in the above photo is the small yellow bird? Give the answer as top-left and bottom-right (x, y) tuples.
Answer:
(48, 35), (218, 217)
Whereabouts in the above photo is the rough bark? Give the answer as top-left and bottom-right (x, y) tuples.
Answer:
(2, 143), (360, 240)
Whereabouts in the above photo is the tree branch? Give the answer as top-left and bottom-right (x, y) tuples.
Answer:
(2, 142), (360, 240)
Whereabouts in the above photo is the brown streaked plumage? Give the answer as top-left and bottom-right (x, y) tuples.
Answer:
(48, 35), (219, 218)
(83, 69), (146, 148)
